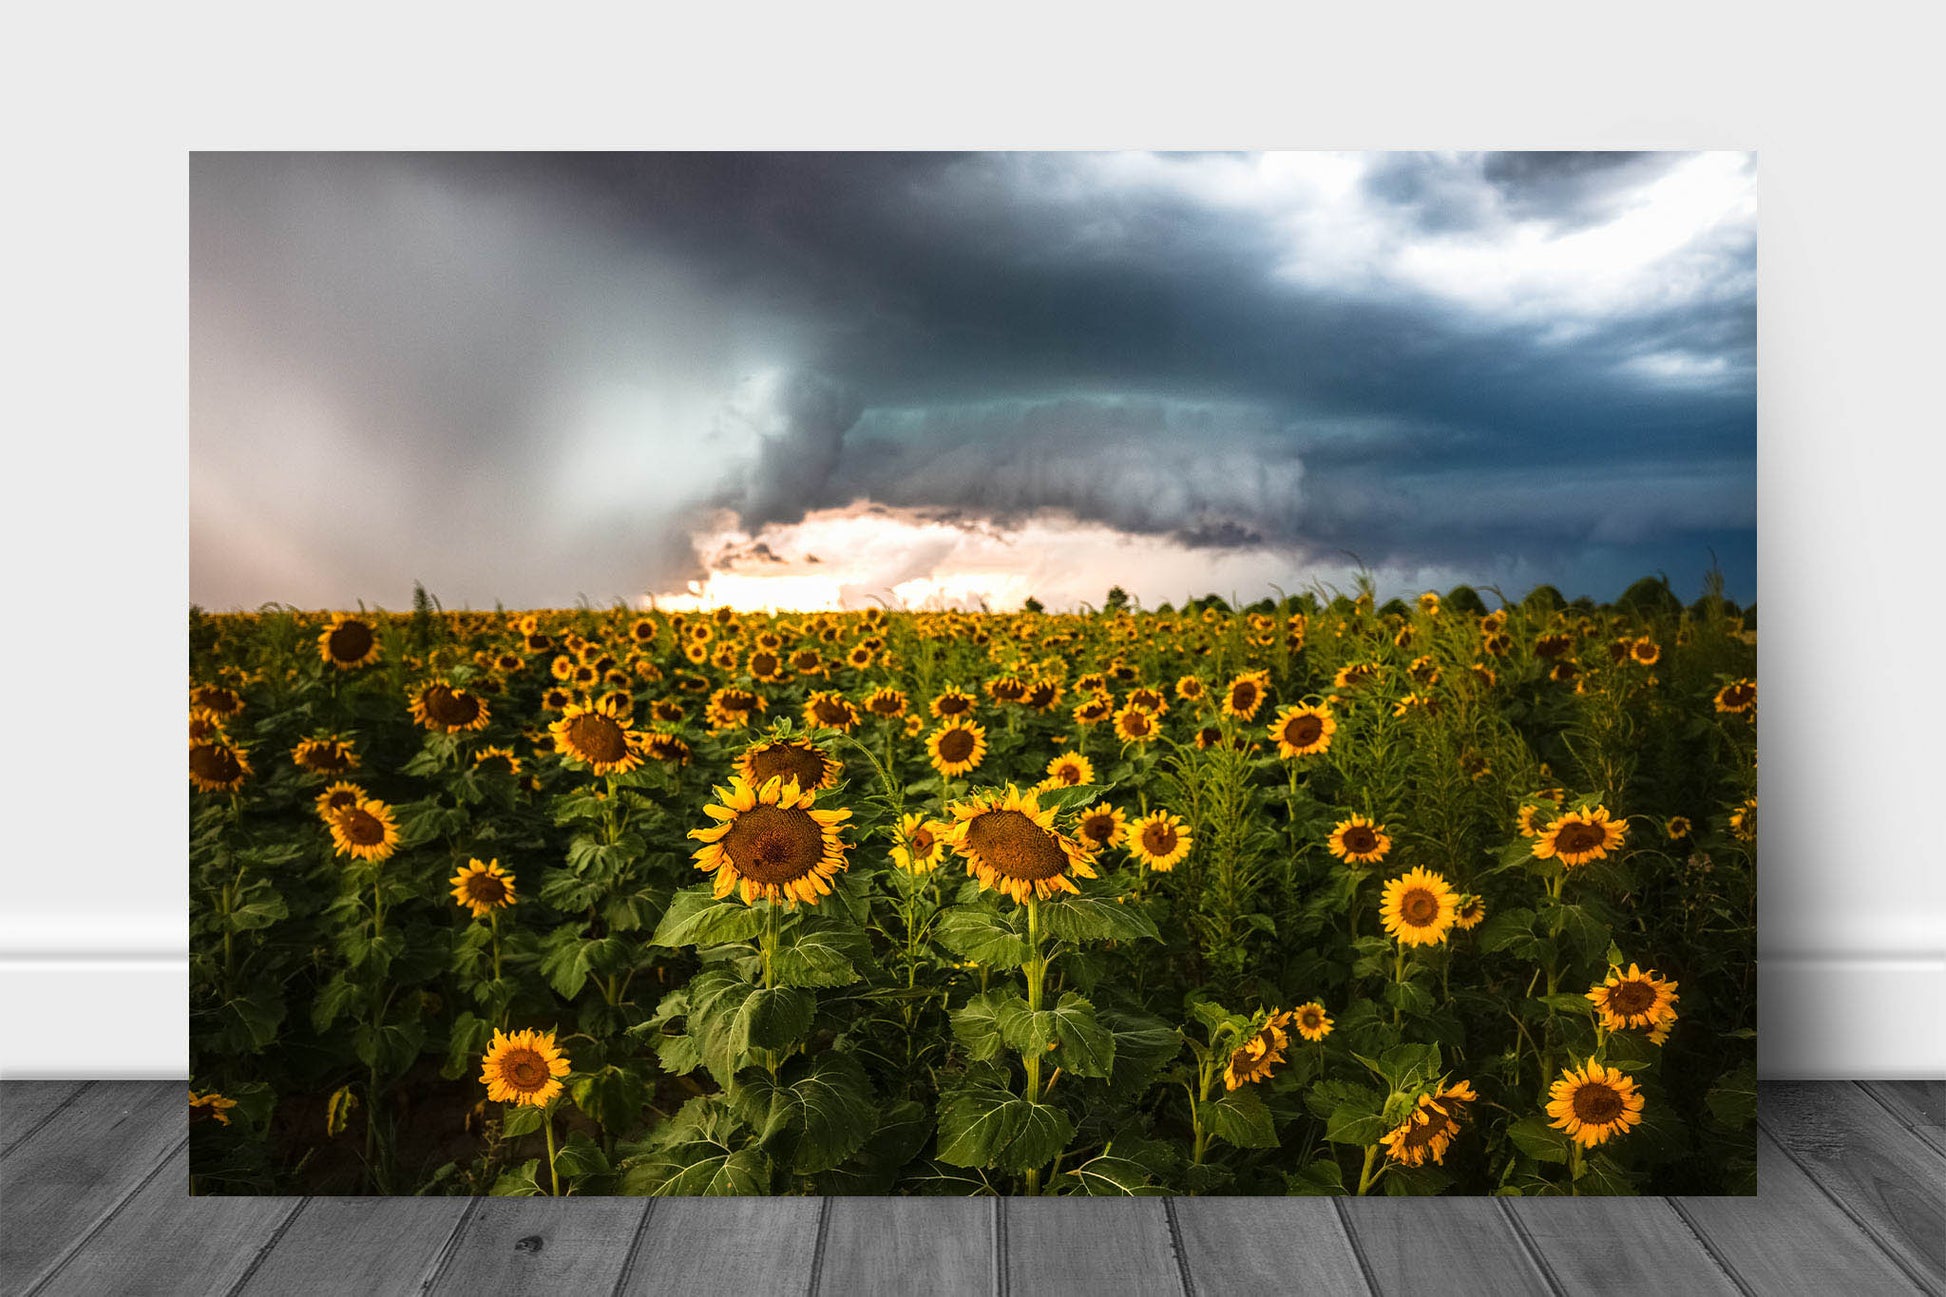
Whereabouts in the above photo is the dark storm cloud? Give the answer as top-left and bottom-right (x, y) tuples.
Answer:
(192, 151), (1755, 608)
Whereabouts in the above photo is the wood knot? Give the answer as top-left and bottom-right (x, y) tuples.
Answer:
(513, 1235), (545, 1255)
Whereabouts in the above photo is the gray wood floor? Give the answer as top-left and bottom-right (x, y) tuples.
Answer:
(3, 1081), (1941, 1296)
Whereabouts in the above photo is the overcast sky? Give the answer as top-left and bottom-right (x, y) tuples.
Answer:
(190, 151), (1755, 612)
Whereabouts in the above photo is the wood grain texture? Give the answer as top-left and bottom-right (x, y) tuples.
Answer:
(1502, 1196), (1739, 1296)
(1003, 1197), (1183, 1297)
(614, 1197), (823, 1295)
(233, 1196), (474, 1296)
(33, 1144), (298, 1297)
(1337, 1197), (1552, 1297)
(1170, 1197), (1372, 1295)
(1861, 1080), (1946, 1155)
(426, 1197), (650, 1296)
(1, 1079), (90, 1155)
(1759, 1080), (1946, 1291)
(814, 1197), (995, 1296)
(1675, 1128), (1926, 1296)
(0, 1080), (181, 1292)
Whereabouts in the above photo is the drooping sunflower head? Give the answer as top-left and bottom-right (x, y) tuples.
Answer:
(472, 745), (522, 776)
(1452, 893), (1487, 931)
(1127, 810), (1193, 872)
(189, 739), (252, 793)
(1587, 963), (1680, 1034)
(1290, 1001), (1333, 1042)
(1223, 1014), (1290, 1090)
(890, 810), (945, 875)
(926, 718), (988, 778)
(1714, 679), (1757, 715)
(688, 775), (851, 907)
(641, 731), (693, 766)
(1074, 802), (1128, 852)
(1378, 1080), (1478, 1166)
(738, 736), (842, 793)
(408, 680), (491, 734)
(1113, 702), (1160, 745)
(1268, 703), (1335, 760)
(706, 686), (766, 732)
(930, 687), (977, 720)
(318, 614), (381, 670)
(1546, 1059), (1645, 1147)
(479, 1027), (570, 1108)
(935, 785), (1099, 904)
(802, 690), (861, 734)
(864, 687), (909, 718)
(1039, 751), (1095, 790)
(1327, 813), (1392, 864)
(327, 798), (400, 864)
(188, 1089), (238, 1125)
(1533, 806), (1628, 868)
(1221, 671), (1270, 721)
(1730, 796), (1757, 842)
(987, 675), (1029, 705)
(1380, 866), (1459, 946)
(1072, 695), (1114, 727)
(450, 857), (517, 918)
(549, 697), (644, 776)
(313, 780), (365, 821)
(188, 707), (227, 744)
(292, 735), (360, 774)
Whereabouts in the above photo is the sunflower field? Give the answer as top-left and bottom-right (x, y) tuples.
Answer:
(186, 577), (1758, 1197)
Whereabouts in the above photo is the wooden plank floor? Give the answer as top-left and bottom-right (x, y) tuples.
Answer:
(2, 1081), (1940, 1296)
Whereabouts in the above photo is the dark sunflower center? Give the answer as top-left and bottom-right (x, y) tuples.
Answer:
(1572, 1082), (1626, 1124)
(1080, 814), (1114, 845)
(328, 621), (374, 661)
(1400, 887), (1439, 926)
(190, 743), (243, 784)
(565, 713), (628, 763)
(813, 699), (851, 725)
(466, 874), (509, 905)
(912, 826), (935, 854)
(502, 1049), (547, 1090)
(1400, 1109), (1453, 1150)
(1051, 762), (1083, 785)
(1725, 684), (1754, 706)
(1026, 684), (1056, 708)
(198, 688), (242, 714)
(1123, 711), (1152, 735)
(1608, 981), (1657, 1015)
(1343, 826), (1378, 854)
(964, 809), (1069, 881)
(720, 804), (826, 883)
(323, 789), (359, 813)
(423, 686), (481, 727)
(869, 694), (902, 715)
(748, 744), (828, 790)
(995, 681), (1025, 701)
(1142, 823), (1177, 856)
(1299, 1009), (1323, 1030)
(302, 743), (352, 771)
(936, 695), (970, 715)
(936, 728), (977, 763)
(751, 653), (778, 675)
(1232, 683), (1258, 708)
(1555, 822), (1609, 854)
(719, 690), (758, 714)
(1283, 715), (1324, 746)
(340, 807), (385, 846)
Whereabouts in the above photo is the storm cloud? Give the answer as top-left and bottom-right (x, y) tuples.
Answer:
(191, 151), (1755, 610)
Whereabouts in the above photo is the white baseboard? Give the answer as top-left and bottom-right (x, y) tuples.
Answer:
(2, 929), (1940, 1080)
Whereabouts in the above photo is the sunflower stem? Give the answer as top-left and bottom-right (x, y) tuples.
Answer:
(1568, 1139), (1584, 1196)
(1022, 896), (1045, 1196)
(1356, 1144), (1381, 1195)
(544, 1104), (561, 1196)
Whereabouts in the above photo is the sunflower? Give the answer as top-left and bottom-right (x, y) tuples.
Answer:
(1223, 1012), (1291, 1090)
(738, 736), (842, 792)
(1039, 752), (1095, 790)
(930, 687), (977, 720)
(188, 1089), (238, 1125)
(1587, 963), (1680, 1036)
(688, 775), (851, 906)
(1127, 810), (1193, 872)
(1333, 662), (1380, 691)
(472, 745), (522, 776)
(863, 687), (909, 719)
(641, 731), (693, 766)
(188, 707), (227, 744)
(926, 718), (989, 778)
(549, 654), (577, 682)
(1714, 679), (1757, 714)
(1665, 815), (1693, 841)
(935, 785), (1098, 903)
(1532, 806), (1628, 868)
(705, 686), (766, 732)
(450, 858), (518, 918)
(1174, 675), (1207, 703)
(1220, 671), (1271, 721)
(1546, 1059), (1645, 1147)
(1113, 702), (1161, 746)
(318, 614), (381, 670)
(987, 675), (1029, 706)
(1290, 1001), (1333, 1043)
(327, 798), (400, 863)
(1072, 695), (1114, 727)
(790, 648), (826, 677)
(1125, 686), (1169, 716)
(890, 811), (945, 875)
(548, 698), (645, 776)
(313, 780), (365, 821)
(292, 736), (359, 774)
(1730, 796), (1757, 842)
(1326, 813), (1392, 864)
(1629, 637), (1662, 666)
(189, 739), (251, 793)
(190, 683), (245, 716)
(540, 685), (574, 712)
(1268, 703), (1335, 759)
(1378, 1080), (1478, 1167)
(1444, 893), (1484, 932)
(479, 1028), (570, 1108)
(747, 649), (788, 684)
(1074, 802), (1128, 852)
(408, 680), (491, 734)
(802, 690), (861, 733)
(1381, 867), (1459, 946)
